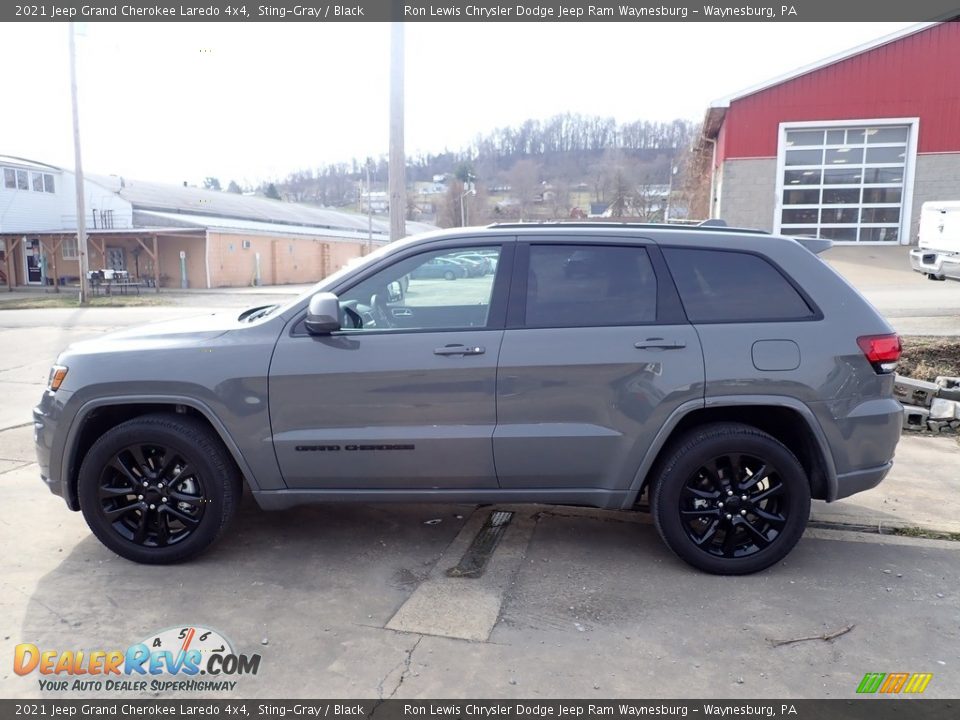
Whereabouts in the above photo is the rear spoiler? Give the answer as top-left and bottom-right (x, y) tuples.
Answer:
(793, 237), (832, 255)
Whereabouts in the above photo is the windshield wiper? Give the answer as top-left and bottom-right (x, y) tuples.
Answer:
(240, 305), (278, 322)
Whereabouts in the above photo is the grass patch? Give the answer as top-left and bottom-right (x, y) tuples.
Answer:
(888, 526), (960, 542)
(898, 336), (960, 382)
(0, 294), (169, 310)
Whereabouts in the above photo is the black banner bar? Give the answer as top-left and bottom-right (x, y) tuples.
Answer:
(1, 700), (959, 720)
(4, 0), (960, 23)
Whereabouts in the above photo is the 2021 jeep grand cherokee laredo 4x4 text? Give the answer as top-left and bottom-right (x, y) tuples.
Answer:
(33, 223), (903, 574)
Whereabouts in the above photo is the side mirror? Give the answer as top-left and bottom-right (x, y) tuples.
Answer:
(305, 292), (341, 335)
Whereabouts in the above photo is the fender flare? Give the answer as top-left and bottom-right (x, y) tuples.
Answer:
(621, 395), (838, 508)
(62, 394), (261, 509)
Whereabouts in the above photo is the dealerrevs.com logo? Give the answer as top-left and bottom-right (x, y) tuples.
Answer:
(13, 626), (261, 693)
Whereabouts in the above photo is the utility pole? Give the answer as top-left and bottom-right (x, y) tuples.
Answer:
(388, 22), (406, 243)
(460, 182), (476, 227)
(69, 23), (90, 305)
(366, 160), (373, 251)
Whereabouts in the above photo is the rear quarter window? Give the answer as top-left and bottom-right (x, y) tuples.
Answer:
(662, 247), (815, 323)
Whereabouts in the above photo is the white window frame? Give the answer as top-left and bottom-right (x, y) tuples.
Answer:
(774, 117), (919, 246)
(62, 236), (79, 260)
(2, 167), (56, 193)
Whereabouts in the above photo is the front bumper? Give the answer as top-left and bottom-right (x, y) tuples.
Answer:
(33, 388), (74, 508)
(909, 248), (960, 280)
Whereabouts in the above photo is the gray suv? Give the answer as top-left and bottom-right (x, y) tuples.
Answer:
(33, 223), (903, 574)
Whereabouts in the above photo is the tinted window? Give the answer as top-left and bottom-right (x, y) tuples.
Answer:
(663, 248), (813, 323)
(525, 245), (657, 327)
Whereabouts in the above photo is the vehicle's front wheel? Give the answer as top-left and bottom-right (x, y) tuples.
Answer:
(78, 413), (241, 564)
(651, 422), (810, 575)
(443, 270), (456, 280)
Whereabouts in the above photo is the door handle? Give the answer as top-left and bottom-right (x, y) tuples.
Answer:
(434, 344), (485, 356)
(391, 308), (413, 317)
(634, 338), (686, 350)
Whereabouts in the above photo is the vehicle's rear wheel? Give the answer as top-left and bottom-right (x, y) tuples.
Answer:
(78, 413), (241, 564)
(651, 422), (810, 575)
(443, 270), (456, 281)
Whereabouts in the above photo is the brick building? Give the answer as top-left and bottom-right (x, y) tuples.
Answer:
(701, 20), (960, 245)
(0, 156), (434, 290)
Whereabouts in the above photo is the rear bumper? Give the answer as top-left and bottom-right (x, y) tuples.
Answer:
(909, 248), (960, 280)
(833, 462), (892, 500)
(811, 396), (901, 502)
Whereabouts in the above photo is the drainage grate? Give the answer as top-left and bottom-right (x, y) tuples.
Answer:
(446, 510), (514, 579)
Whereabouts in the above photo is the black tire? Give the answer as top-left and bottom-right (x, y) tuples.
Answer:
(443, 270), (456, 281)
(78, 413), (241, 564)
(651, 422), (810, 575)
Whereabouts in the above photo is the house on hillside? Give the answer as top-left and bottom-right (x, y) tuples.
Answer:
(701, 20), (960, 245)
(0, 155), (434, 290)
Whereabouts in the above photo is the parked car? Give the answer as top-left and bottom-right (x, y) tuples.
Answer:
(909, 200), (960, 281)
(451, 252), (493, 275)
(448, 255), (486, 277)
(409, 257), (467, 280)
(34, 222), (902, 574)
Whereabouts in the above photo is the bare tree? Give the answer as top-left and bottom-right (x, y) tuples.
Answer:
(508, 159), (540, 221)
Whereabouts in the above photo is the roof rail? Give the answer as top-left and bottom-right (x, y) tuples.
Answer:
(486, 220), (770, 235)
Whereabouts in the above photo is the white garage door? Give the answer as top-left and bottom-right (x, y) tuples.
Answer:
(776, 123), (913, 244)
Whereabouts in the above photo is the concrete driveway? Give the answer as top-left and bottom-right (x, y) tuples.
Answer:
(1, 278), (958, 701)
(822, 245), (960, 335)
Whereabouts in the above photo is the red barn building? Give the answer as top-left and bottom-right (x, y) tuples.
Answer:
(702, 20), (960, 245)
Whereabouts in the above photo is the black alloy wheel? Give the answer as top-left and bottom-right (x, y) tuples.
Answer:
(78, 414), (241, 564)
(96, 442), (206, 548)
(651, 422), (810, 575)
(678, 452), (788, 559)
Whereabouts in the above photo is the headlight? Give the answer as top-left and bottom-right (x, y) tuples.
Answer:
(48, 365), (69, 391)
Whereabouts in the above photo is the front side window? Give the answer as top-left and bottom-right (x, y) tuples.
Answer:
(663, 248), (814, 323)
(524, 244), (658, 328)
(337, 246), (501, 332)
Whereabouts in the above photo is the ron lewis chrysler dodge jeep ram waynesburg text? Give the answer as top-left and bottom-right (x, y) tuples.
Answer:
(33, 223), (903, 574)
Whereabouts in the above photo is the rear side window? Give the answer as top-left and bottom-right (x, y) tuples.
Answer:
(662, 248), (814, 323)
(525, 245), (657, 327)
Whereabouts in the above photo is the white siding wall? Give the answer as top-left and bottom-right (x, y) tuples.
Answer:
(0, 165), (132, 233)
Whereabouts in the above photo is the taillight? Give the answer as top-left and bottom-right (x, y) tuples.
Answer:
(857, 334), (902, 374)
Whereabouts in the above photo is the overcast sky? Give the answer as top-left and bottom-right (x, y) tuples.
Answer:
(0, 21), (914, 187)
